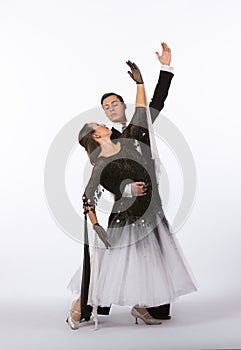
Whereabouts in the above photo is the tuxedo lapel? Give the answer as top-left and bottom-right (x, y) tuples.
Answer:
(111, 127), (122, 140)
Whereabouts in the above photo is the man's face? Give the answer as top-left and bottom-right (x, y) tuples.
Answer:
(102, 95), (127, 123)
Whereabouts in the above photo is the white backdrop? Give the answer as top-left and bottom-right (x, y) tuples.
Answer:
(1, 1), (241, 349)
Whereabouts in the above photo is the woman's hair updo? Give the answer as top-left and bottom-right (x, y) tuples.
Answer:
(78, 123), (101, 165)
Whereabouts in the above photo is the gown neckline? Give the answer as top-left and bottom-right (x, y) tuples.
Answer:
(97, 142), (122, 159)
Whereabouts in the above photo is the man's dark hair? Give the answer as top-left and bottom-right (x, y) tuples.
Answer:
(101, 92), (124, 106)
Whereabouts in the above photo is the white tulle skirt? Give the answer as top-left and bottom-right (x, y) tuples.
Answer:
(67, 215), (197, 307)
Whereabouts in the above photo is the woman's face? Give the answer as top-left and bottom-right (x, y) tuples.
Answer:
(89, 123), (112, 139)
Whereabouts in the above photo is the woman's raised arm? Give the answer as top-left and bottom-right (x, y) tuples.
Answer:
(126, 60), (147, 107)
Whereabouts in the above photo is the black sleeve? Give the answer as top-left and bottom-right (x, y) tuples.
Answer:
(83, 161), (104, 207)
(149, 70), (174, 123)
(122, 107), (150, 147)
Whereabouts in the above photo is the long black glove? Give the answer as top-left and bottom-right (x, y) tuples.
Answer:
(93, 223), (111, 249)
(126, 60), (143, 84)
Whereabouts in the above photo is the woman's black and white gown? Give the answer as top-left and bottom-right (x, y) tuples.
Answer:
(67, 107), (197, 308)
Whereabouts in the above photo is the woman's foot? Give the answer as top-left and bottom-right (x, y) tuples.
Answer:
(66, 298), (81, 330)
(131, 306), (162, 325)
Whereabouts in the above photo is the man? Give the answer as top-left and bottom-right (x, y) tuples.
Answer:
(101, 42), (173, 197)
(99, 42), (174, 320)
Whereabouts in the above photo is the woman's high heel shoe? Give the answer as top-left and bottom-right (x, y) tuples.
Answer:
(131, 307), (162, 325)
(66, 301), (82, 330)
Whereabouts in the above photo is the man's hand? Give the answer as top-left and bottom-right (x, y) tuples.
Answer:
(126, 60), (143, 84)
(155, 42), (172, 66)
(131, 182), (147, 197)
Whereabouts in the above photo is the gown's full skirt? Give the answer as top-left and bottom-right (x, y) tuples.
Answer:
(67, 214), (197, 307)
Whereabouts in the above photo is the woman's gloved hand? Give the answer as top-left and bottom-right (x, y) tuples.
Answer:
(93, 223), (111, 249)
(126, 60), (143, 84)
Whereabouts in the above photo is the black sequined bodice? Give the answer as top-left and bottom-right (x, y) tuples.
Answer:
(101, 144), (153, 225)
(83, 107), (164, 228)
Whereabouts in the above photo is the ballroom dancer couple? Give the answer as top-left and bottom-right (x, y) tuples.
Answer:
(66, 43), (197, 329)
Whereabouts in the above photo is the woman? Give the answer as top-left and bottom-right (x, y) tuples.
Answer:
(66, 64), (197, 329)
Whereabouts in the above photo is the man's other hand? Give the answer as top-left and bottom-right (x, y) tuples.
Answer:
(131, 182), (147, 196)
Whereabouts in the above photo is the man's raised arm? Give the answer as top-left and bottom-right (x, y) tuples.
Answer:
(149, 42), (174, 123)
